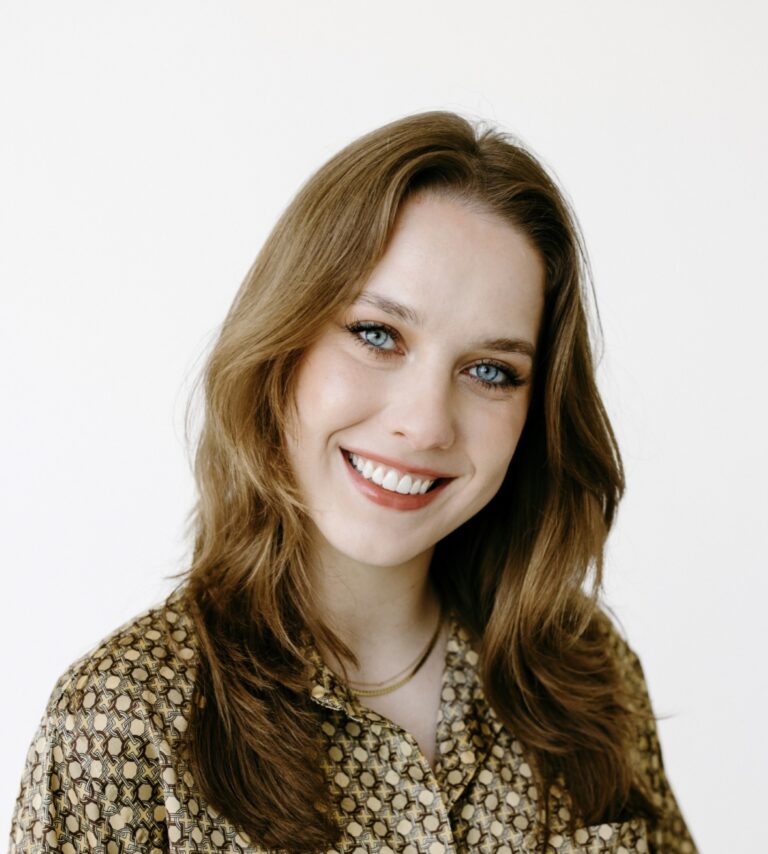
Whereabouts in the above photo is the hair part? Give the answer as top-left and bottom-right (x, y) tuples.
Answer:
(180, 110), (659, 852)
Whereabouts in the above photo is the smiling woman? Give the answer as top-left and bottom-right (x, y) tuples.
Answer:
(9, 112), (697, 853)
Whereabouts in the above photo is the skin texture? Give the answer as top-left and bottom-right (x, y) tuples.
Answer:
(285, 193), (545, 704)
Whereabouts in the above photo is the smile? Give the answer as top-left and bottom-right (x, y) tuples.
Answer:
(340, 449), (454, 511)
(347, 451), (436, 494)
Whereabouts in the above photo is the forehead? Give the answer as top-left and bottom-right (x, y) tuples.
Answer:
(355, 194), (545, 338)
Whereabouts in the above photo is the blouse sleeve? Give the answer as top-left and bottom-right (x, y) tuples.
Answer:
(614, 632), (699, 854)
(9, 683), (167, 853)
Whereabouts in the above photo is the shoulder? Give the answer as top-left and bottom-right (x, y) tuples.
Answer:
(591, 604), (654, 716)
(11, 588), (202, 852)
(43, 586), (198, 747)
(590, 605), (698, 848)
(591, 606), (669, 802)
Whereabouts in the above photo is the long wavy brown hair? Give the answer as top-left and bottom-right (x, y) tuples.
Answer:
(181, 110), (658, 851)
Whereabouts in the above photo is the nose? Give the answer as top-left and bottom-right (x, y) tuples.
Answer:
(384, 366), (456, 451)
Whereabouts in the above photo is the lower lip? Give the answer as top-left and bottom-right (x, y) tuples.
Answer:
(340, 449), (453, 511)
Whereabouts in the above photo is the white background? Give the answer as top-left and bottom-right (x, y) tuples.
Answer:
(2, 2), (766, 850)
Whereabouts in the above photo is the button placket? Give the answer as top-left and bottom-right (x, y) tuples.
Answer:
(432, 619), (496, 813)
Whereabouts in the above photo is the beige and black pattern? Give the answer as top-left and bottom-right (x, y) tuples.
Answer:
(9, 590), (697, 853)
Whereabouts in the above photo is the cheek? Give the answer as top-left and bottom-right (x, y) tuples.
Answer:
(294, 345), (380, 439)
(470, 402), (529, 489)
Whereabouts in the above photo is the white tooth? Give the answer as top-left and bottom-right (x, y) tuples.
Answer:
(409, 479), (422, 495)
(371, 466), (386, 486)
(351, 454), (359, 465)
(395, 474), (413, 494)
(381, 470), (399, 491)
(362, 460), (374, 478)
(419, 480), (432, 494)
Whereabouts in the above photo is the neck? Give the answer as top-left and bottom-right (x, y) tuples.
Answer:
(308, 534), (442, 682)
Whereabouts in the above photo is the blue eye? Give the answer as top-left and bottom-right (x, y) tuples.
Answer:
(467, 362), (525, 390)
(345, 321), (399, 353)
(360, 327), (395, 349)
(470, 364), (503, 384)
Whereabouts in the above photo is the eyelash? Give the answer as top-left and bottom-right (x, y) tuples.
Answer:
(344, 321), (527, 391)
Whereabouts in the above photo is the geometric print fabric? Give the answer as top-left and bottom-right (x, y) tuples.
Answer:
(9, 588), (697, 853)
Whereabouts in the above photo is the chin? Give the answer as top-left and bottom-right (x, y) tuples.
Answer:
(325, 531), (434, 570)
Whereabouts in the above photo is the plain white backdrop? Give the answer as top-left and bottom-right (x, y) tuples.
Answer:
(2, 2), (766, 850)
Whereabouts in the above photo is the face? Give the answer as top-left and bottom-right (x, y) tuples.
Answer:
(285, 193), (545, 574)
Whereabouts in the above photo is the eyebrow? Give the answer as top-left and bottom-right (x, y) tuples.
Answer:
(352, 292), (537, 359)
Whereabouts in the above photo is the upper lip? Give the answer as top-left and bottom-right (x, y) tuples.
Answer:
(342, 447), (457, 480)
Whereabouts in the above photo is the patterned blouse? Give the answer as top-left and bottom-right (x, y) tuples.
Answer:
(9, 588), (697, 853)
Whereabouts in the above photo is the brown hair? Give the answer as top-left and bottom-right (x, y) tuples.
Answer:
(181, 110), (658, 851)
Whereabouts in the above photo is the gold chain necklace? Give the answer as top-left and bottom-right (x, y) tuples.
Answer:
(348, 611), (443, 698)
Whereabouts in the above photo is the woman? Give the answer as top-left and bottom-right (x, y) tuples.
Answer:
(9, 111), (697, 853)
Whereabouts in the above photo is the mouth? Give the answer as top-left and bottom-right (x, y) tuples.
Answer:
(344, 449), (446, 491)
(339, 448), (454, 510)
